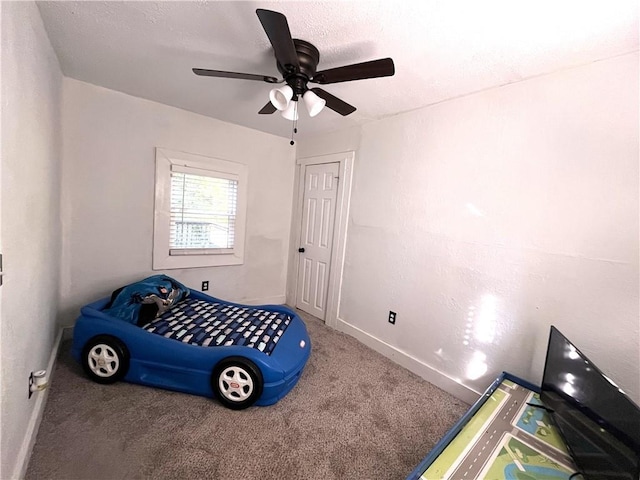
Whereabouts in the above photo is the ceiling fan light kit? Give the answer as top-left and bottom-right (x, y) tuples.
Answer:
(268, 85), (325, 118)
(302, 90), (326, 117)
(269, 85), (293, 111)
(192, 8), (395, 141)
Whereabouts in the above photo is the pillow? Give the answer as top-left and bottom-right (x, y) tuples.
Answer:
(103, 275), (190, 326)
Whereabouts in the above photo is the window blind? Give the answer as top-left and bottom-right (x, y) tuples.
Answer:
(169, 171), (238, 253)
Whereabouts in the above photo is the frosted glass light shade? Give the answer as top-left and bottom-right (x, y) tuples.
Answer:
(281, 100), (298, 121)
(269, 85), (293, 111)
(302, 90), (326, 117)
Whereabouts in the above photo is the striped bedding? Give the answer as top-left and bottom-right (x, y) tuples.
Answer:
(143, 298), (292, 356)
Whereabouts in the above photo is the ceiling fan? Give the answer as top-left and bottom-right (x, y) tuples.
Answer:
(192, 9), (395, 120)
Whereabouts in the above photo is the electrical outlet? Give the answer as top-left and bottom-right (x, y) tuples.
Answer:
(28, 372), (34, 399)
(388, 311), (396, 324)
(201, 281), (209, 291)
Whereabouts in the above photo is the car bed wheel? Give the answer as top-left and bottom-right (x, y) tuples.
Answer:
(212, 357), (263, 410)
(81, 335), (130, 384)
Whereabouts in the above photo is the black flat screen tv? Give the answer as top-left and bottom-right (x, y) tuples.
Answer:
(540, 326), (640, 480)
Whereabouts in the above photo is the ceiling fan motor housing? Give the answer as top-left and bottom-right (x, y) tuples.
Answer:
(277, 39), (320, 95)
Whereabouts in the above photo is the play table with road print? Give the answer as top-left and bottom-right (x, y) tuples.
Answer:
(407, 373), (579, 480)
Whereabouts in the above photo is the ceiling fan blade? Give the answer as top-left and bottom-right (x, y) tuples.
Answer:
(256, 9), (300, 72)
(258, 102), (277, 114)
(310, 88), (356, 116)
(193, 68), (280, 84)
(312, 58), (395, 84)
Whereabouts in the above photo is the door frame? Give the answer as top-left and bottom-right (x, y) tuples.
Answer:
(287, 151), (354, 328)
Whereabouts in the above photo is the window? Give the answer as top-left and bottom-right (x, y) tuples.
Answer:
(153, 148), (248, 269)
(169, 167), (237, 253)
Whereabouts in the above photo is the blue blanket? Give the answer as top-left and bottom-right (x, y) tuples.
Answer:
(103, 275), (190, 326)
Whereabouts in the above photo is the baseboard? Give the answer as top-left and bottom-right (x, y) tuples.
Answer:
(13, 327), (65, 480)
(336, 318), (480, 405)
(237, 294), (286, 306)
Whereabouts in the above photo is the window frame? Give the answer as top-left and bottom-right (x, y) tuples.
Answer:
(153, 148), (248, 269)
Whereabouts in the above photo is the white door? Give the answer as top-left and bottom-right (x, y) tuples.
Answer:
(296, 162), (340, 319)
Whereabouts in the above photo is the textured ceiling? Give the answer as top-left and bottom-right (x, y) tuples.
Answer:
(37, 1), (638, 139)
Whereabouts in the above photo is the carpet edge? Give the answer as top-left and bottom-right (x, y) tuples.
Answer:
(336, 317), (480, 404)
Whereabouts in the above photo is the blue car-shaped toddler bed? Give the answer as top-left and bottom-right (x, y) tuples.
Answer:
(72, 275), (311, 409)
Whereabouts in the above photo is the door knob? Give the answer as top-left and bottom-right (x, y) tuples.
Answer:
(298, 247), (305, 253)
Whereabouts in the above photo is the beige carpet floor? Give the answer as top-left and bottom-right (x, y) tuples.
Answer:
(26, 310), (468, 480)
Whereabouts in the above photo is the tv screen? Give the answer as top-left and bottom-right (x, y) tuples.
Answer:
(540, 326), (640, 480)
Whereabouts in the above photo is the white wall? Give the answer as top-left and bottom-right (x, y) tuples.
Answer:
(296, 126), (362, 160)
(60, 79), (296, 323)
(1, 2), (63, 478)
(298, 53), (640, 403)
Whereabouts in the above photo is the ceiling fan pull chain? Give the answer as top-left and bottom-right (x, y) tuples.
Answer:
(290, 102), (298, 145)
